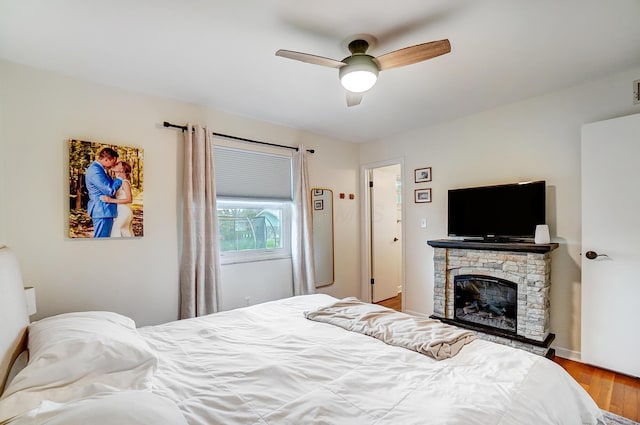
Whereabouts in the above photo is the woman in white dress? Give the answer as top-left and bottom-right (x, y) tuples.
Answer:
(101, 161), (134, 237)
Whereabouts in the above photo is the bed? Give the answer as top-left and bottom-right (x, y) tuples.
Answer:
(0, 246), (605, 424)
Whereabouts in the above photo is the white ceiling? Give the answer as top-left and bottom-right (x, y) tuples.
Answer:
(2, 0), (640, 143)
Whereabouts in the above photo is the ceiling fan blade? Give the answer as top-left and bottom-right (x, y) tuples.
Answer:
(374, 39), (451, 71)
(346, 92), (363, 107)
(275, 49), (345, 68)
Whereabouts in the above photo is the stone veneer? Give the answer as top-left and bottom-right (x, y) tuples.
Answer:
(430, 241), (556, 356)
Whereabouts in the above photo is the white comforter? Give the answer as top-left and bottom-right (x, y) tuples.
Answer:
(139, 294), (603, 425)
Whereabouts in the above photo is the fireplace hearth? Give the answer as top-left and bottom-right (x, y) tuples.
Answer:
(427, 239), (558, 357)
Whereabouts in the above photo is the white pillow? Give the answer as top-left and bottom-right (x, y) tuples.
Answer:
(7, 391), (188, 425)
(0, 311), (158, 422)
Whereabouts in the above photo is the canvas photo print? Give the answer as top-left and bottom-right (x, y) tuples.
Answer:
(68, 139), (144, 238)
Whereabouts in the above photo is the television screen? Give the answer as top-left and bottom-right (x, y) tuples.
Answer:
(447, 181), (546, 240)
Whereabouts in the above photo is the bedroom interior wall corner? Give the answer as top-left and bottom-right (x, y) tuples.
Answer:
(306, 136), (361, 300)
(0, 59), (362, 325)
(357, 65), (640, 356)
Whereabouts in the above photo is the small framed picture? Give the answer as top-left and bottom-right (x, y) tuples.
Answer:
(314, 199), (324, 210)
(313, 189), (323, 196)
(415, 188), (432, 203)
(414, 167), (432, 183)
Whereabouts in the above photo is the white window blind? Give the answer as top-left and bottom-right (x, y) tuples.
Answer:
(214, 146), (293, 200)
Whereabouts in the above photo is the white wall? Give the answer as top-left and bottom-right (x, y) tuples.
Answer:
(4, 57), (638, 356)
(359, 66), (640, 356)
(0, 60), (361, 326)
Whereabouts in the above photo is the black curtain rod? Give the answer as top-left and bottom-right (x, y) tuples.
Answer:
(163, 121), (314, 154)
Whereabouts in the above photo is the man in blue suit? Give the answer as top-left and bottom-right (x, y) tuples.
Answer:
(85, 147), (123, 238)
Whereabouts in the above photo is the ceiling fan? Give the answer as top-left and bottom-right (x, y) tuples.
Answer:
(276, 37), (451, 106)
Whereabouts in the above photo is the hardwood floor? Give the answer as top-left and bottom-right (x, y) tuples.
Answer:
(375, 295), (640, 421)
(375, 293), (402, 311)
(554, 357), (640, 421)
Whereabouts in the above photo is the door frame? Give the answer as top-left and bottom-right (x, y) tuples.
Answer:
(360, 158), (406, 308)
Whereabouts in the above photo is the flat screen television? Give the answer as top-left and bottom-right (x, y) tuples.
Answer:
(447, 180), (546, 241)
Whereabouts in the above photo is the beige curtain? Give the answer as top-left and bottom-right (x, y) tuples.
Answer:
(180, 124), (221, 318)
(291, 145), (315, 295)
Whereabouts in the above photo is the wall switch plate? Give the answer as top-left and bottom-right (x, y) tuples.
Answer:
(420, 218), (427, 228)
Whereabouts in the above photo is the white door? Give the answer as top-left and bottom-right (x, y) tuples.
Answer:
(581, 113), (640, 377)
(371, 165), (402, 303)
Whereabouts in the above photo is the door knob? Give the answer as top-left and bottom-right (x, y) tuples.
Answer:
(393, 237), (399, 242)
(585, 250), (608, 260)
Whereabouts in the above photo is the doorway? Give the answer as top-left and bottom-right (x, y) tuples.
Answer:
(361, 160), (404, 310)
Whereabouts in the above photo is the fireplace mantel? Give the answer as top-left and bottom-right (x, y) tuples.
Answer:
(427, 239), (558, 253)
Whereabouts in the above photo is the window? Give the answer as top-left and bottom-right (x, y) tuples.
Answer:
(214, 146), (293, 264)
(217, 199), (291, 263)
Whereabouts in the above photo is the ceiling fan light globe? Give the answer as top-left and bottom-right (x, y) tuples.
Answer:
(339, 55), (379, 93)
(341, 71), (377, 93)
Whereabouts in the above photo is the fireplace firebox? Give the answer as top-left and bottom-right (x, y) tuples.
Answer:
(454, 275), (517, 334)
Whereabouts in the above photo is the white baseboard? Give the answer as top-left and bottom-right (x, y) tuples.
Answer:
(552, 346), (581, 361)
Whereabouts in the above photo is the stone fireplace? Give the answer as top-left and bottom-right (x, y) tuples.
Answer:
(427, 240), (558, 357)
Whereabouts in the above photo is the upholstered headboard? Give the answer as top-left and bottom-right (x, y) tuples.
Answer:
(0, 246), (30, 393)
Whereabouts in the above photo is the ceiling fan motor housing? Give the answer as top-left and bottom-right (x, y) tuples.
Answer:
(347, 39), (371, 54)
